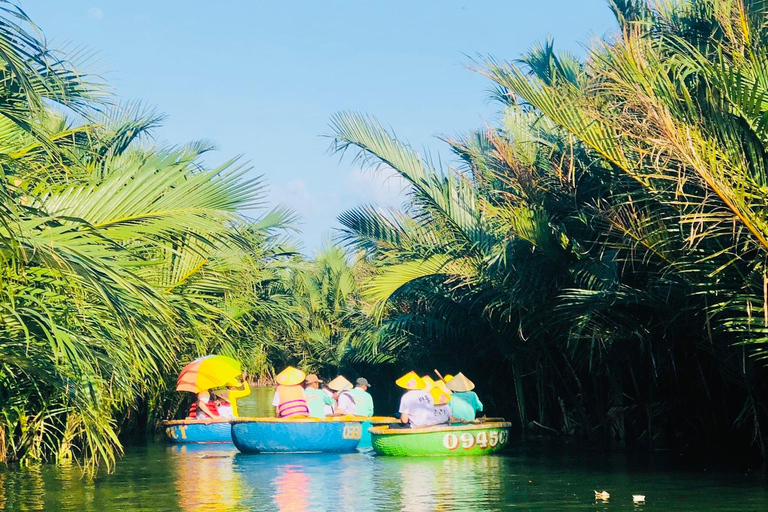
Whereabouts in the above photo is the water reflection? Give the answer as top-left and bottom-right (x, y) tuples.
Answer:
(169, 444), (244, 512)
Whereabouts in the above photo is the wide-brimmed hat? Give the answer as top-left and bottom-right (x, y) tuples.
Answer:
(421, 375), (435, 391)
(395, 371), (426, 390)
(430, 380), (452, 405)
(445, 372), (475, 392)
(356, 377), (370, 387)
(275, 366), (306, 386)
(327, 375), (353, 391)
(304, 374), (321, 384)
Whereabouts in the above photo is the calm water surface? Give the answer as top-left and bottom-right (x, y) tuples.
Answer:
(1, 389), (766, 511)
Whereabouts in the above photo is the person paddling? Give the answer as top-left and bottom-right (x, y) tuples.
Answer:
(272, 366), (310, 418)
(348, 377), (374, 417)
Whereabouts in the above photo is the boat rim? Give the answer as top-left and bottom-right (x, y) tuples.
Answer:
(369, 421), (512, 435)
(162, 418), (235, 426)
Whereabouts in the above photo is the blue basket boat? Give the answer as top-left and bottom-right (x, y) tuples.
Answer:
(163, 419), (234, 444)
(231, 417), (364, 453)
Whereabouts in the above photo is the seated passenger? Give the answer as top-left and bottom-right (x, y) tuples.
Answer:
(430, 381), (453, 425)
(396, 371), (435, 427)
(445, 372), (483, 421)
(189, 391), (219, 419)
(272, 366), (310, 418)
(348, 377), (374, 417)
(328, 375), (356, 415)
(304, 373), (334, 418)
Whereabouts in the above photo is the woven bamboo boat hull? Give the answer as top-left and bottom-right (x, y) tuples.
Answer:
(163, 419), (234, 444)
(231, 417), (364, 453)
(370, 422), (512, 456)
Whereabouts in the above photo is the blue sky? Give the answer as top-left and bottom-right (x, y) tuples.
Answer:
(25, 1), (617, 254)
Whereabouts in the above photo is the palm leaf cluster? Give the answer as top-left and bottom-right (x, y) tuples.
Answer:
(0, 2), (296, 472)
(333, 0), (768, 457)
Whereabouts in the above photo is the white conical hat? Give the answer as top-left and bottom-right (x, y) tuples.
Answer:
(327, 375), (353, 391)
(445, 372), (474, 392)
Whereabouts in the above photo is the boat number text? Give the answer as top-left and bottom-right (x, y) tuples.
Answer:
(342, 424), (363, 440)
(166, 426), (187, 440)
(442, 430), (507, 451)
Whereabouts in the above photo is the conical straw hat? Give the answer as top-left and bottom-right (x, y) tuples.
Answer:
(430, 381), (452, 405)
(395, 371), (426, 390)
(421, 375), (435, 391)
(445, 372), (475, 392)
(327, 375), (353, 391)
(275, 366), (306, 386)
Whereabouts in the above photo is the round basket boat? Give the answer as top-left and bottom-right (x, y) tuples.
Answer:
(369, 421), (512, 456)
(231, 416), (365, 454)
(163, 419), (234, 444)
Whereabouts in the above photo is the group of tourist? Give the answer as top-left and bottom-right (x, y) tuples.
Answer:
(272, 366), (374, 419)
(187, 366), (483, 428)
(394, 371), (483, 428)
(188, 372), (251, 420)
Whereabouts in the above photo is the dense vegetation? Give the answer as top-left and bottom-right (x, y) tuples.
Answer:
(331, 0), (768, 461)
(3, 0), (768, 473)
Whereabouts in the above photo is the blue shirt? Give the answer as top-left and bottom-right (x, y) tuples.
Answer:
(452, 391), (483, 414)
(449, 396), (476, 421)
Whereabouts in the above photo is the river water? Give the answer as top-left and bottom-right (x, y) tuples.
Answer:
(1, 389), (767, 511)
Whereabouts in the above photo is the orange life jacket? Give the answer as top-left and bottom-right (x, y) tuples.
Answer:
(276, 384), (309, 418)
(188, 400), (219, 418)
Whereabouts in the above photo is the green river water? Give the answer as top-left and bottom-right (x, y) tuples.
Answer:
(1, 388), (766, 511)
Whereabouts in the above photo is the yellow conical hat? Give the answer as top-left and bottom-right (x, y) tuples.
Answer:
(275, 366), (306, 386)
(395, 371), (426, 390)
(431, 380), (452, 405)
(445, 372), (474, 392)
(327, 375), (353, 391)
(443, 374), (454, 382)
(421, 375), (435, 391)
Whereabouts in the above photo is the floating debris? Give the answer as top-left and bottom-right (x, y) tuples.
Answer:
(633, 494), (646, 503)
(594, 490), (610, 501)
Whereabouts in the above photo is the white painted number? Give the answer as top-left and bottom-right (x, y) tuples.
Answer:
(443, 433), (459, 450)
(441, 430), (507, 451)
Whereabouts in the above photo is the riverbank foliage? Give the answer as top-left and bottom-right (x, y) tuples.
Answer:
(4, 0), (768, 473)
(0, 3), (304, 472)
(332, 0), (768, 460)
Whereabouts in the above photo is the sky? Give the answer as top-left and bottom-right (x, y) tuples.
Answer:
(24, 1), (617, 254)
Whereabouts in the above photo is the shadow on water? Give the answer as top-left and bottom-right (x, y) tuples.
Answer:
(0, 391), (766, 511)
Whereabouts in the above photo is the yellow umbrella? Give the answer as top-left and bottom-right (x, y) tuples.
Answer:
(176, 355), (242, 393)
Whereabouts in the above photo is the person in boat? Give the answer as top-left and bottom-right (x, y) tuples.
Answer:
(304, 373), (334, 418)
(328, 375), (356, 415)
(430, 381), (453, 425)
(394, 371), (435, 428)
(348, 377), (374, 417)
(214, 372), (251, 419)
(322, 383), (335, 416)
(189, 390), (220, 419)
(445, 372), (483, 421)
(272, 366), (310, 418)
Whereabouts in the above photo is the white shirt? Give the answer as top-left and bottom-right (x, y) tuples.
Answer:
(398, 390), (436, 427)
(433, 404), (451, 424)
(336, 391), (357, 415)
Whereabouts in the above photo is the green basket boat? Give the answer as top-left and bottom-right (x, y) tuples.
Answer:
(370, 421), (512, 456)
